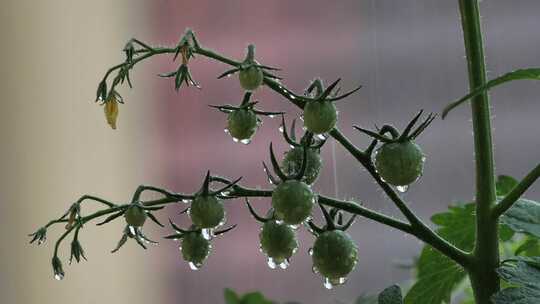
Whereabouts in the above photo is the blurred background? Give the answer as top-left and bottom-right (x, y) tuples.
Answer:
(1, 0), (539, 303)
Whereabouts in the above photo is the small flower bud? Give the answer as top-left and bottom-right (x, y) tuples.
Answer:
(51, 256), (65, 280)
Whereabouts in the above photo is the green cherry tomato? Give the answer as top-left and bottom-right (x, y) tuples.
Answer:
(190, 195), (225, 228)
(303, 101), (337, 134)
(181, 231), (211, 265)
(260, 220), (298, 262)
(282, 147), (322, 185)
(312, 230), (358, 280)
(239, 65), (264, 91)
(374, 141), (425, 186)
(271, 180), (315, 225)
(227, 109), (259, 141)
(124, 205), (147, 227)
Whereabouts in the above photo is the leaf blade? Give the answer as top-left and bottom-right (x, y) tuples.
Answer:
(442, 68), (540, 118)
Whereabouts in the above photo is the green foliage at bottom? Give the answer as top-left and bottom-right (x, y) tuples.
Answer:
(492, 257), (540, 304)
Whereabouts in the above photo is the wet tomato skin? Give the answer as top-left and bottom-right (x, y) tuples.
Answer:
(374, 141), (425, 186)
(312, 230), (358, 279)
(125, 205), (147, 227)
(190, 195), (225, 229)
(303, 101), (338, 134)
(239, 66), (264, 91)
(227, 109), (258, 140)
(260, 220), (298, 262)
(271, 180), (315, 225)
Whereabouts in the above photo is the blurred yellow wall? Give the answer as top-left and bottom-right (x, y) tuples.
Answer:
(0, 1), (164, 303)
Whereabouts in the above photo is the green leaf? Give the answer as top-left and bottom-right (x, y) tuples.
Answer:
(501, 199), (540, 238)
(442, 68), (540, 118)
(355, 294), (377, 304)
(378, 285), (403, 304)
(496, 175), (519, 197)
(224, 289), (275, 304)
(224, 288), (240, 304)
(404, 203), (476, 304)
(515, 238), (540, 257)
(240, 292), (274, 304)
(405, 201), (519, 304)
(492, 257), (540, 304)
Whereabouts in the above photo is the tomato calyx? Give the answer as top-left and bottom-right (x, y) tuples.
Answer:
(354, 110), (436, 145)
(307, 203), (357, 236)
(164, 219), (237, 241)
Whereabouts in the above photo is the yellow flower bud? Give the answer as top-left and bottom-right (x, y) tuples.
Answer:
(104, 98), (119, 129)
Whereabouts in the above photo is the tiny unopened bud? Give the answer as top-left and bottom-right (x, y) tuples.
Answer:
(104, 97), (119, 129)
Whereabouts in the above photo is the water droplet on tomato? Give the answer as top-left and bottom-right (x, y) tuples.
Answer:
(201, 228), (214, 240)
(189, 261), (202, 271)
(396, 185), (409, 193)
(267, 257), (277, 269)
(278, 259), (290, 269)
(323, 277), (334, 289)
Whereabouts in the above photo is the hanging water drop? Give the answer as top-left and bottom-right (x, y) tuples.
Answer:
(232, 137), (239, 143)
(267, 257), (277, 269)
(396, 185), (409, 193)
(224, 128), (230, 134)
(323, 277), (334, 290)
(268, 114), (276, 118)
(308, 248), (314, 256)
(312, 266), (319, 274)
(278, 125), (284, 133)
(240, 138), (251, 145)
(54, 273), (64, 281)
(278, 259), (290, 270)
(316, 133), (327, 140)
(331, 277), (347, 286)
(202, 228), (214, 240)
(128, 225), (136, 235)
(181, 199), (191, 204)
(189, 261), (202, 271)
(288, 224), (299, 230)
(220, 190), (231, 196)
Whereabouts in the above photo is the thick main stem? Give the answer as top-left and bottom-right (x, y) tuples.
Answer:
(458, 0), (499, 302)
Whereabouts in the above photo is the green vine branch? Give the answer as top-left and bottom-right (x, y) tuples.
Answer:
(33, 28), (478, 282)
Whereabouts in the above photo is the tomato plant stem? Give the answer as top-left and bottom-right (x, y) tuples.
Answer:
(458, 0), (500, 302)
